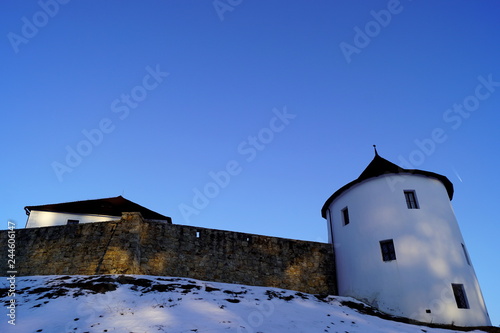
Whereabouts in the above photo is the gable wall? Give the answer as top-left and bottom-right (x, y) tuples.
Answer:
(25, 210), (121, 228)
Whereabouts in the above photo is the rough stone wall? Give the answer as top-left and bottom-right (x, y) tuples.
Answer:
(0, 212), (337, 295)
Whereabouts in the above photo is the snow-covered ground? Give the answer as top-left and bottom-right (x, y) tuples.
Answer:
(0, 275), (495, 333)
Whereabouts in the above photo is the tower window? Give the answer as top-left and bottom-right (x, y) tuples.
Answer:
(404, 190), (419, 209)
(341, 207), (350, 226)
(67, 219), (79, 225)
(380, 239), (396, 261)
(462, 243), (471, 266)
(452, 284), (469, 309)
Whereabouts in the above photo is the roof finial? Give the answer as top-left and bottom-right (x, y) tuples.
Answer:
(373, 145), (379, 156)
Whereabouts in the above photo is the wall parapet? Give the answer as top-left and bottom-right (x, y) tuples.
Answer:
(0, 212), (337, 295)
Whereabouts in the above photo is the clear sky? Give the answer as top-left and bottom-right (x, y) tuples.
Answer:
(2, 0), (499, 326)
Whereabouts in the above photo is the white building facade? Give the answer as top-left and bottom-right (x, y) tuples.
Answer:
(25, 196), (171, 228)
(321, 151), (491, 327)
(25, 210), (121, 228)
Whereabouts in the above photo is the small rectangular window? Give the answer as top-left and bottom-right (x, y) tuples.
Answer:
(452, 284), (469, 309)
(380, 239), (396, 261)
(404, 190), (419, 209)
(341, 207), (350, 226)
(462, 243), (471, 266)
(67, 219), (79, 225)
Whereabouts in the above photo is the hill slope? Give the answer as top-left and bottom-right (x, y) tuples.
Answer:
(0, 275), (496, 333)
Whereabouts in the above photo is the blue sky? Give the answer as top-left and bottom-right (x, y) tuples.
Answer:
(2, 0), (499, 326)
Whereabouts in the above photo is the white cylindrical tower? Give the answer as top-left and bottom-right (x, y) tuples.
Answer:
(321, 150), (491, 327)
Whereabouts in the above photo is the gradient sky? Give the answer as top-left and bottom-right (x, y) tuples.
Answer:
(2, 0), (499, 326)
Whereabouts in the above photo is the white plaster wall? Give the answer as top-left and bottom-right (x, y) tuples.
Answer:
(25, 210), (120, 228)
(326, 173), (491, 327)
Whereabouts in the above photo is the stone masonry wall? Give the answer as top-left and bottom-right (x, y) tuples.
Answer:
(0, 212), (337, 295)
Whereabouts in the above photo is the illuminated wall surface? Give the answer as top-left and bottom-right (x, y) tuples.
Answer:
(24, 210), (121, 228)
(2, 155), (492, 327)
(0, 212), (336, 296)
(324, 170), (491, 326)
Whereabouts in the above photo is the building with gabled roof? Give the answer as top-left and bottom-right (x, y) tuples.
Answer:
(15, 148), (492, 327)
(24, 195), (171, 228)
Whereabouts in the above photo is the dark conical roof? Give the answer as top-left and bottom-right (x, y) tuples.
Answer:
(357, 153), (404, 180)
(25, 195), (172, 223)
(321, 153), (454, 218)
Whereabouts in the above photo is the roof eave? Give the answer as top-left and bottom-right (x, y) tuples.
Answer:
(321, 170), (454, 219)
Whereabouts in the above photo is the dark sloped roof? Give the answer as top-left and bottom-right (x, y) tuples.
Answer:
(25, 196), (172, 223)
(321, 153), (454, 219)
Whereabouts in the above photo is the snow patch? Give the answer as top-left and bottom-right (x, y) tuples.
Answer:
(0, 275), (495, 333)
